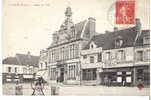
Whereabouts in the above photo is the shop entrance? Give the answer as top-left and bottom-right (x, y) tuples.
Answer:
(60, 68), (64, 82)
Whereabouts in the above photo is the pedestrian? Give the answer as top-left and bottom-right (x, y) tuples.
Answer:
(15, 81), (23, 95)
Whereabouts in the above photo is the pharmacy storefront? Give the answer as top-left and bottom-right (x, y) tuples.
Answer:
(100, 67), (134, 86)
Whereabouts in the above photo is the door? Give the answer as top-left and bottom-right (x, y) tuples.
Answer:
(60, 68), (64, 82)
(122, 72), (126, 86)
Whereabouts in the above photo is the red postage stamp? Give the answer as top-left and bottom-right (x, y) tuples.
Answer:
(116, 0), (135, 24)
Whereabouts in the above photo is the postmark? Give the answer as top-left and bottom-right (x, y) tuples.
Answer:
(116, 0), (135, 24)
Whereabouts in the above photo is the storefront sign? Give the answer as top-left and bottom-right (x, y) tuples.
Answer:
(126, 72), (132, 75)
(117, 77), (122, 82)
(126, 77), (131, 83)
(117, 72), (122, 75)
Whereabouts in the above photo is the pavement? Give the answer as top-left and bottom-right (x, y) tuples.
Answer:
(2, 83), (150, 96)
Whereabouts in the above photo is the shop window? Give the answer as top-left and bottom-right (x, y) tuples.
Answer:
(82, 68), (96, 80)
(90, 56), (94, 63)
(68, 65), (76, 80)
(137, 69), (144, 81)
(6, 75), (11, 78)
(50, 68), (56, 80)
(6, 79), (11, 82)
(126, 77), (132, 83)
(137, 51), (143, 61)
(117, 77), (122, 83)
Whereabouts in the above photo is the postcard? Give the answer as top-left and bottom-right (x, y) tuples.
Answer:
(2, 0), (150, 96)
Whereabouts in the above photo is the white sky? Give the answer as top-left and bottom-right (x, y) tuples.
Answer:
(2, 0), (150, 59)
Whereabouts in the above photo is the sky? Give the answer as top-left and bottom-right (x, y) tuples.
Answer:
(2, 0), (150, 59)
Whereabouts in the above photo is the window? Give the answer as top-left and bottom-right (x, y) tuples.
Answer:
(45, 62), (47, 69)
(40, 63), (43, 69)
(8, 67), (11, 73)
(145, 50), (150, 60)
(137, 51), (143, 61)
(117, 50), (125, 60)
(23, 68), (27, 74)
(48, 51), (51, 63)
(29, 68), (32, 74)
(106, 52), (111, 60)
(73, 44), (75, 58)
(68, 65), (76, 80)
(70, 45), (73, 59)
(83, 55), (87, 59)
(137, 69), (143, 81)
(75, 44), (79, 58)
(97, 53), (102, 62)
(15, 67), (17, 73)
(91, 44), (93, 48)
(50, 68), (56, 80)
(90, 56), (94, 63)
(143, 36), (149, 44)
(82, 68), (96, 80)
(115, 36), (123, 48)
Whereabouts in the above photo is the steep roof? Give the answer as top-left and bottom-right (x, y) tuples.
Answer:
(84, 27), (143, 50)
(75, 20), (87, 39)
(3, 57), (19, 65)
(3, 54), (39, 67)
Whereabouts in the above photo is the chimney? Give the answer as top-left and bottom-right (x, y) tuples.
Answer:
(88, 17), (96, 38)
(114, 27), (118, 31)
(135, 18), (142, 36)
(105, 30), (110, 33)
(27, 51), (31, 59)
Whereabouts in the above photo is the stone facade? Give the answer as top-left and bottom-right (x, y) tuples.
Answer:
(39, 7), (150, 86)
(43, 7), (97, 85)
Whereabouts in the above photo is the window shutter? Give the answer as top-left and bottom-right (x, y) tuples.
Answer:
(143, 51), (147, 61)
(123, 51), (126, 60)
(75, 44), (79, 58)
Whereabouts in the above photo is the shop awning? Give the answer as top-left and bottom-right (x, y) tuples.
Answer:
(23, 74), (33, 79)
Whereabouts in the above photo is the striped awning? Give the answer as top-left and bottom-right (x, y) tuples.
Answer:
(23, 74), (33, 79)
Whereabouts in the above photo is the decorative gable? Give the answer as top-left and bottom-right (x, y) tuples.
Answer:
(89, 41), (97, 49)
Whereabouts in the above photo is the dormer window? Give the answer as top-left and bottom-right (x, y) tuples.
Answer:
(91, 44), (94, 48)
(143, 36), (149, 45)
(115, 36), (123, 48)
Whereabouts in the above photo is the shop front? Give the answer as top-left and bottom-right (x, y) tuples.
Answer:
(134, 66), (150, 86)
(56, 63), (66, 83)
(81, 68), (98, 85)
(100, 67), (134, 86)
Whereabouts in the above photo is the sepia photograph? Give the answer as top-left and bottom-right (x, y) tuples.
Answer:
(2, 0), (150, 96)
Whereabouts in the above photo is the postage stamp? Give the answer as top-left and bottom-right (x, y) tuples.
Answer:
(116, 0), (135, 24)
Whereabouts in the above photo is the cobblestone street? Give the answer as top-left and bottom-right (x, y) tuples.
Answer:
(3, 83), (150, 96)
